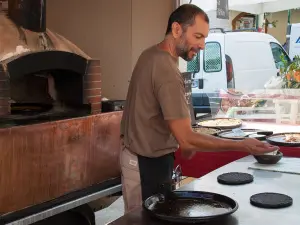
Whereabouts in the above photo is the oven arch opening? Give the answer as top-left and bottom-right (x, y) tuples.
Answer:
(6, 51), (88, 79)
(1, 51), (97, 123)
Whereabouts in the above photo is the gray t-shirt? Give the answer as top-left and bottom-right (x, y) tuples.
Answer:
(121, 45), (190, 157)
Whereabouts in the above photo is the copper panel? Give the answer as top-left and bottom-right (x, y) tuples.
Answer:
(0, 112), (122, 214)
(91, 113), (122, 181)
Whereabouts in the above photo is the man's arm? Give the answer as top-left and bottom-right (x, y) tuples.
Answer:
(167, 117), (277, 155)
(167, 117), (242, 152)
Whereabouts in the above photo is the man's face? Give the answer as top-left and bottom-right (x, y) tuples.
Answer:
(173, 15), (209, 61)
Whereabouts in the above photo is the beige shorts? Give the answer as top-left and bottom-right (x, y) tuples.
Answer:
(120, 146), (142, 214)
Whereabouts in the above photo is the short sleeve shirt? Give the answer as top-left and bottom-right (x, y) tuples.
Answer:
(120, 45), (190, 157)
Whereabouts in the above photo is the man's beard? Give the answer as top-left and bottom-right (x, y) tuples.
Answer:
(176, 38), (198, 62)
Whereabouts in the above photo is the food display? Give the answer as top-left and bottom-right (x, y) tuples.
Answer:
(198, 118), (242, 129)
(226, 89), (243, 96)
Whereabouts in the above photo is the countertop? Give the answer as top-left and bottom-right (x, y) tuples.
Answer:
(109, 156), (300, 224)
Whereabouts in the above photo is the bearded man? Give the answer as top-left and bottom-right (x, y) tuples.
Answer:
(120, 4), (277, 213)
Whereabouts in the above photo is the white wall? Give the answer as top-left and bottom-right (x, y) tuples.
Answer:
(131, 0), (174, 71)
(206, 10), (231, 31)
(47, 0), (174, 100)
(265, 10), (300, 44)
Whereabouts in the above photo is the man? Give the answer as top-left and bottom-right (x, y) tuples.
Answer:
(120, 4), (277, 213)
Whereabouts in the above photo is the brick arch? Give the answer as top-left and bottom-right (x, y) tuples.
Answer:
(232, 12), (264, 31)
(0, 52), (101, 116)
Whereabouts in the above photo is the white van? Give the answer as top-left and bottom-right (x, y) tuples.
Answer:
(286, 23), (300, 60)
(185, 30), (291, 115)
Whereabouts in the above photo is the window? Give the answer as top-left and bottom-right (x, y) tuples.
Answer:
(187, 53), (200, 73)
(204, 42), (222, 72)
(270, 42), (291, 69)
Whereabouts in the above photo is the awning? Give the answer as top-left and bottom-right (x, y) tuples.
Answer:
(229, 0), (300, 14)
(191, 0), (300, 14)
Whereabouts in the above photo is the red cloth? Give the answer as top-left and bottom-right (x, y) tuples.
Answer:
(175, 147), (300, 178)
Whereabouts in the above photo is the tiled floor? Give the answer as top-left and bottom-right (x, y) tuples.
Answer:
(95, 196), (125, 225)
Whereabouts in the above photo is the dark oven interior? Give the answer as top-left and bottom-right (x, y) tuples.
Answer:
(0, 53), (101, 127)
(10, 69), (88, 116)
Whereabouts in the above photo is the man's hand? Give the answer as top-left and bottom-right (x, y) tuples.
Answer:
(241, 138), (278, 155)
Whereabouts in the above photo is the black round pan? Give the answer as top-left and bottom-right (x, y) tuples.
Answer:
(143, 190), (238, 224)
(266, 133), (300, 147)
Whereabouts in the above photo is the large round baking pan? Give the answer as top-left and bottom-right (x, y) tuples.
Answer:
(143, 190), (238, 223)
(197, 118), (242, 129)
(217, 129), (272, 140)
(192, 125), (222, 136)
(266, 133), (300, 147)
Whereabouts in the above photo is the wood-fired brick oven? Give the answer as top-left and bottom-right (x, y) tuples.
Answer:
(0, 0), (122, 219)
(0, 0), (101, 122)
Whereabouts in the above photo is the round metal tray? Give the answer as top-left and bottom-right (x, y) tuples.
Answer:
(217, 129), (263, 140)
(192, 126), (221, 136)
(143, 191), (238, 223)
(266, 133), (300, 147)
(197, 118), (242, 129)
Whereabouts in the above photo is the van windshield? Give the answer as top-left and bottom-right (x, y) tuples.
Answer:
(270, 42), (291, 69)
